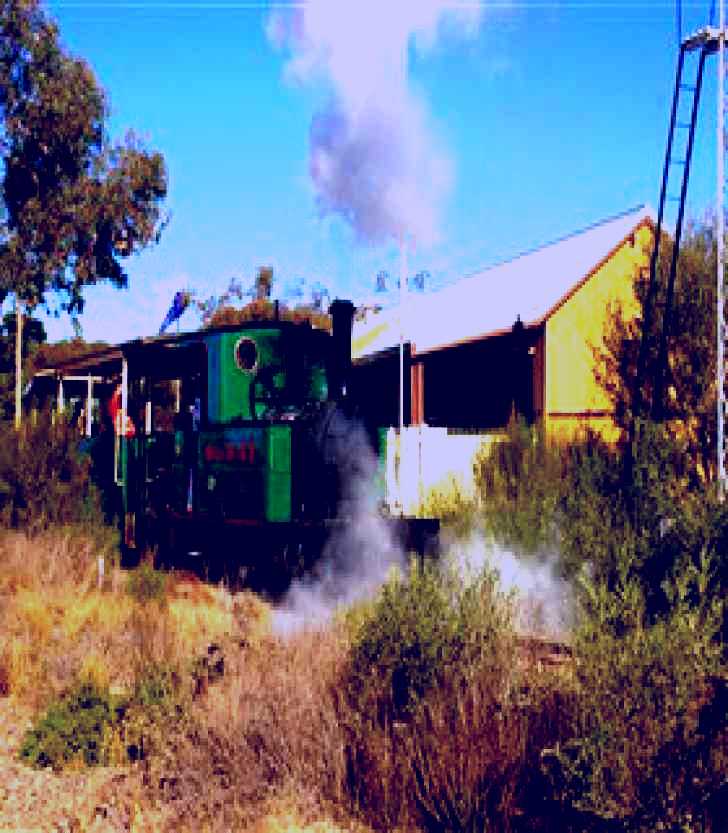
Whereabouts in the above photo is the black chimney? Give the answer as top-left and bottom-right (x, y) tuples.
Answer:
(329, 299), (355, 402)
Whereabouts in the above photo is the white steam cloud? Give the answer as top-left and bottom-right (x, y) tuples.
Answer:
(271, 412), (405, 635)
(266, 0), (483, 246)
(447, 531), (574, 638)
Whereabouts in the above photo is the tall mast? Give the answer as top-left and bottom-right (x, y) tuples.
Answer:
(718, 0), (726, 499)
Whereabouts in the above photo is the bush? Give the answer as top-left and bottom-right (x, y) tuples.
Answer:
(127, 561), (168, 606)
(19, 679), (123, 770)
(543, 562), (727, 832)
(117, 662), (188, 765)
(474, 417), (723, 609)
(340, 559), (516, 830)
(475, 418), (563, 557)
(0, 414), (107, 533)
(344, 559), (511, 723)
(142, 629), (350, 832)
(418, 476), (477, 539)
(408, 669), (571, 833)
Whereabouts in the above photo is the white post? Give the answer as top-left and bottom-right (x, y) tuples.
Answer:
(718, 2), (726, 500)
(86, 376), (93, 438)
(399, 235), (407, 436)
(121, 358), (128, 432)
(57, 377), (64, 415)
(14, 299), (22, 430)
(396, 235), (408, 515)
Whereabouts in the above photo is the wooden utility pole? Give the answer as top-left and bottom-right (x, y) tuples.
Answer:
(14, 298), (22, 430)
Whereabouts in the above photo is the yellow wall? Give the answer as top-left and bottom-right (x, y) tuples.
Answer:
(544, 222), (653, 442)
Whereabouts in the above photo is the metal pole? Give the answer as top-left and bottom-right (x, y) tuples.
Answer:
(14, 299), (22, 430)
(719, 1), (726, 499)
(121, 358), (128, 433)
(399, 235), (407, 436)
(86, 376), (93, 438)
(396, 234), (408, 515)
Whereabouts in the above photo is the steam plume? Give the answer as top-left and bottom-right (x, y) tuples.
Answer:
(271, 412), (404, 635)
(447, 531), (574, 638)
(267, 1), (483, 246)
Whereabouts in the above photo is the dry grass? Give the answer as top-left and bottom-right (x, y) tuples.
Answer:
(0, 529), (249, 706)
(145, 625), (354, 832)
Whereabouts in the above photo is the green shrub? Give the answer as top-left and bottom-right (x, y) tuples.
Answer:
(119, 662), (187, 764)
(418, 475), (477, 539)
(543, 561), (727, 832)
(19, 679), (123, 770)
(133, 662), (180, 707)
(0, 414), (108, 533)
(340, 559), (516, 830)
(127, 561), (168, 605)
(344, 559), (511, 723)
(474, 418), (562, 556)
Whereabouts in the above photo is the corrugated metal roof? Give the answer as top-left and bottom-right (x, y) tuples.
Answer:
(352, 204), (655, 360)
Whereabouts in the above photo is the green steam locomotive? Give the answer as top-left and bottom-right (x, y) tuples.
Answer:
(31, 301), (437, 591)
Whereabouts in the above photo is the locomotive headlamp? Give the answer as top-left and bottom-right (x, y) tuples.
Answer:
(235, 337), (258, 373)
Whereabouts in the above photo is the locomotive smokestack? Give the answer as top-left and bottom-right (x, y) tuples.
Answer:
(329, 299), (355, 402)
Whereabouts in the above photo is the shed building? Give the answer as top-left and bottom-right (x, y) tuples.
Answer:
(351, 204), (655, 441)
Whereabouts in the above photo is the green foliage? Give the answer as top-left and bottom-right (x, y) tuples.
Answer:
(20, 664), (188, 771)
(133, 663), (179, 708)
(543, 562), (727, 831)
(0, 311), (46, 421)
(0, 0), (167, 318)
(474, 418), (562, 556)
(19, 679), (123, 770)
(119, 662), (188, 764)
(474, 416), (634, 582)
(473, 415), (713, 598)
(33, 337), (110, 371)
(0, 413), (107, 532)
(595, 222), (717, 477)
(344, 559), (511, 723)
(418, 475), (477, 539)
(126, 561), (168, 606)
(340, 560), (516, 831)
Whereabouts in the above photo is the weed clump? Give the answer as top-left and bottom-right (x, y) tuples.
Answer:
(127, 561), (168, 606)
(543, 566), (727, 832)
(19, 679), (123, 770)
(19, 662), (192, 772)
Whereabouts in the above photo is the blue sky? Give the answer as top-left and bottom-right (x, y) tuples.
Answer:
(31, 0), (725, 344)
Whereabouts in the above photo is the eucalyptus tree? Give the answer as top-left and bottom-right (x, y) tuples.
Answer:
(0, 0), (168, 421)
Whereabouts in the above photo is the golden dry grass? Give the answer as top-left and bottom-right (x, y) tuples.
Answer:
(0, 527), (367, 833)
(0, 529), (264, 706)
(142, 623), (356, 832)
